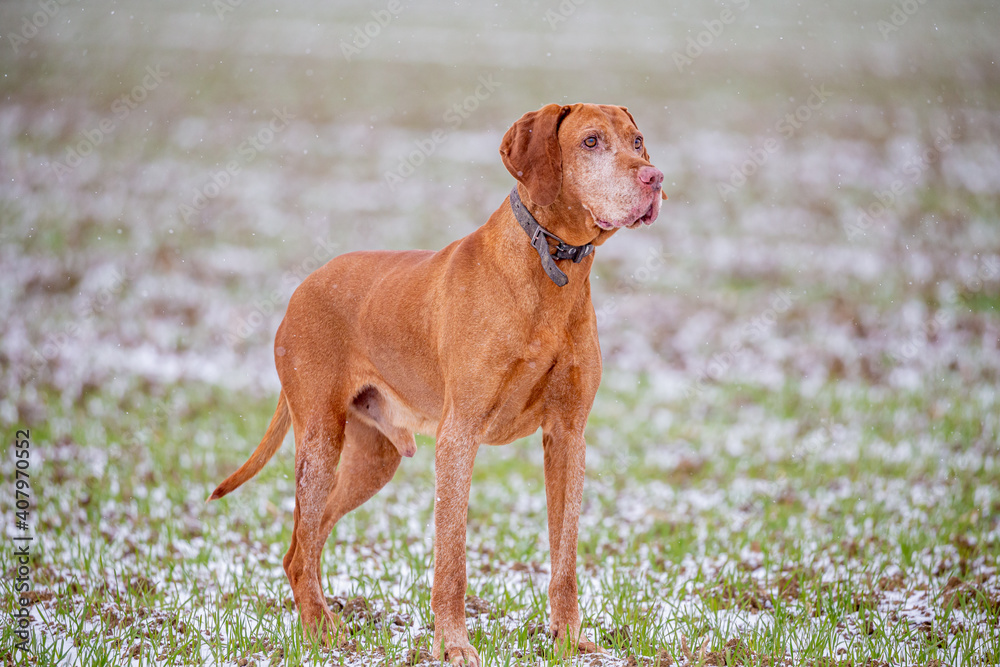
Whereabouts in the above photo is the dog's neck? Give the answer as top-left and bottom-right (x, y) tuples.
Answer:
(477, 186), (615, 297)
(508, 187), (594, 287)
(514, 183), (616, 248)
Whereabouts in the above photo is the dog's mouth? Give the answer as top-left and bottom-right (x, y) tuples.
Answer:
(594, 196), (661, 230)
(627, 200), (659, 228)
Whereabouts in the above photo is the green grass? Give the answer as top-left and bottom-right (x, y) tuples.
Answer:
(2, 373), (998, 665)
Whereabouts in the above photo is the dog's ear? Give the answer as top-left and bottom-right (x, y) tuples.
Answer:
(618, 106), (650, 161)
(499, 104), (572, 207)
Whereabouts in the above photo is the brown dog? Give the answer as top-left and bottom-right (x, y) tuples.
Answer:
(210, 103), (665, 666)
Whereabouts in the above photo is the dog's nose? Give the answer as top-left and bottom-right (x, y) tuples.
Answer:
(638, 165), (663, 189)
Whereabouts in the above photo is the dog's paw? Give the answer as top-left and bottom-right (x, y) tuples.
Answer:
(432, 639), (481, 667)
(552, 629), (606, 657)
(575, 638), (606, 654)
(446, 646), (481, 667)
(301, 608), (350, 648)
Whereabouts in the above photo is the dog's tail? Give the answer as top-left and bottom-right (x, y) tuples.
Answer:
(208, 391), (291, 501)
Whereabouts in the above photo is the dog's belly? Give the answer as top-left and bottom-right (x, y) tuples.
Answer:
(371, 381), (441, 437)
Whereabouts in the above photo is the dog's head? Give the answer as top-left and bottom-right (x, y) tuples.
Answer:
(499, 103), (664, 236)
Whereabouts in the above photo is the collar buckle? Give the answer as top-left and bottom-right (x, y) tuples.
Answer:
(530, 226), (546, 248)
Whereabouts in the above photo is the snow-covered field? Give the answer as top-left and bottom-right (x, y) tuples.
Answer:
(1, 1), (998, 665)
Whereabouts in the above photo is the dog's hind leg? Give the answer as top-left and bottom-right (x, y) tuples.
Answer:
(283, 410), (348, 645)
(320, 418), (403, 533)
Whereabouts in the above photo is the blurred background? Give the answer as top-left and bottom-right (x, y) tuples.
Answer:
(2, 0), (998, 409)
(1, 0), (999, 663)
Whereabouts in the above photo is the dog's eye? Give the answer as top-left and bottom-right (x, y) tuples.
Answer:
(634, 136), (643, 151)
(583, 136), (598, 148)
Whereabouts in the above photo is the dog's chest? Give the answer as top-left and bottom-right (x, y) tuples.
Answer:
(476, 332), (573, 443)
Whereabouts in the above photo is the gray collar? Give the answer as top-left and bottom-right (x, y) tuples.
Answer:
(508, 187), (594, 287)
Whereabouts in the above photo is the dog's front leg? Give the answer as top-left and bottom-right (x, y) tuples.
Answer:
(431, 427), (481, 667)
(543, 427), (604, 655)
